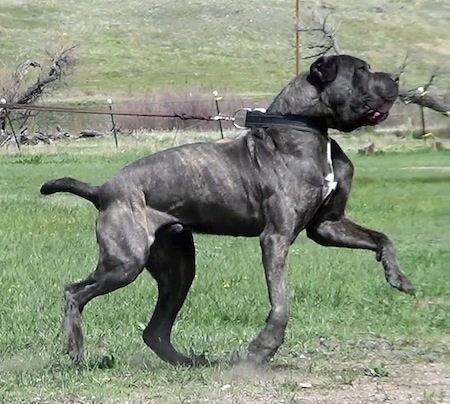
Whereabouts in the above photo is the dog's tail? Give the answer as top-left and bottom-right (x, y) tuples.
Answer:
(40, 177), (100, 209)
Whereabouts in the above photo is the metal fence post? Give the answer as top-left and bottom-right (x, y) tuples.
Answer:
(212, 90), (224, 139)
(107, 98), (118, 150)
(1, 98), (21, 152)
(419, 103), (426, 137)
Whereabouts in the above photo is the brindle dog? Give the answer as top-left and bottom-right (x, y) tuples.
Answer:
(40, 55), (414, 366)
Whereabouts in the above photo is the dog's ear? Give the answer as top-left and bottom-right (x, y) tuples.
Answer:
(309, 56), (338, 87)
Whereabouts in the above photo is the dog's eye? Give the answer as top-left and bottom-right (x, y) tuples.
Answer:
(358, 65), (369, 71)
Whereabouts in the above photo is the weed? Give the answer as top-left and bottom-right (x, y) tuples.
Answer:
(13, 155), (43, 165)
(364, 364), (389, 378)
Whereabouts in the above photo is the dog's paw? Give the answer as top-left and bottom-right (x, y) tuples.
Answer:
(64, 333), (83, 363)
(65, 345), (83, 363)
(386, 272), (415, 295)
(240, 343), (276, 366)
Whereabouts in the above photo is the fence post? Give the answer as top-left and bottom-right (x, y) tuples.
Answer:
(1, 98), (21, 152)
(212, 90), (224, 139)
(416, 87), (429, 138)
(419, 103), (426, 138)
(107, 98), (119, 150)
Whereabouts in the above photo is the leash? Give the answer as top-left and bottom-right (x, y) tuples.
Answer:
(0, 102), (215, 121)
(1, 102), (324, 132)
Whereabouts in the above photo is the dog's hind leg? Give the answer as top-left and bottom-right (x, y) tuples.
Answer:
(143, 227), (196, 366)
(63, 205), (152, 363)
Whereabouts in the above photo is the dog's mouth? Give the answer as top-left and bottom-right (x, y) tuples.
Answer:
(363, 103), (392, 125)
(366, 108), (388, 124)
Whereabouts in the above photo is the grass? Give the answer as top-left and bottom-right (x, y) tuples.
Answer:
(0, 0), (449, 99)
(0, 136), (449, 402)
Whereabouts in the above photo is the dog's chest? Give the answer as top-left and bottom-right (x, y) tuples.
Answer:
(274, 137), (338, 202)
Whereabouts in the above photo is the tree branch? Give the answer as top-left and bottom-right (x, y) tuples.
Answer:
(300, 12), (342, 59)
(0, 45), (78, 130)
(17, 45), (78, 105)
(398, 70), (450, 117)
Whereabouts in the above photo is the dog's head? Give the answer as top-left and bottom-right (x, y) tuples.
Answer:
(308, 55), (399, 132)
(267, 54), (399, 133)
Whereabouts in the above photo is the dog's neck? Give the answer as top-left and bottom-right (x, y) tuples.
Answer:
(266, 72), (331, 127)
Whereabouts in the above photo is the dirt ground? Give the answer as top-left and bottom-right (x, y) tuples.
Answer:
(28, 361), (450, 404)
(179, 361), (450, 404)
(287, 362), (449, 404)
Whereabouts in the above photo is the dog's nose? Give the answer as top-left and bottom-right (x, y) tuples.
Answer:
(389, 73), (399, 84)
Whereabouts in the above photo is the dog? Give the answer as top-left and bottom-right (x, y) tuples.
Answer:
(40, 54), (414, 366)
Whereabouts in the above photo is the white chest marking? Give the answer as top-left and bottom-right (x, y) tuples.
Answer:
(323, 139), (338, 201)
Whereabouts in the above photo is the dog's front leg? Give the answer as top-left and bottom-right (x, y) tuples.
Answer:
(245, 232), (290, 364)
(307, 140), (414, 294)
(306, 217), (414, 294)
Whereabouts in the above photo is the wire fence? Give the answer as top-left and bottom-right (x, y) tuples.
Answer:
(1, 91), (448, 152)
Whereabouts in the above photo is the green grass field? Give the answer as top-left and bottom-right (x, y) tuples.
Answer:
(0, 137), (448, 402)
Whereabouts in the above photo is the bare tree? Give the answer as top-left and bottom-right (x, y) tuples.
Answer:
(300, 12), (342, 60)
(0, 45), (78, 132)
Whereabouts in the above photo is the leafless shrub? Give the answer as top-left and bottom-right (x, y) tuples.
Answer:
(0, 45), (78, 131)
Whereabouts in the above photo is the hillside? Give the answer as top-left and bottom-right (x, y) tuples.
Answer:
(0, 0), (449, 101)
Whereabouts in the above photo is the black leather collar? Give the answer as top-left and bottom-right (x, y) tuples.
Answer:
(244, 111), (327, 135)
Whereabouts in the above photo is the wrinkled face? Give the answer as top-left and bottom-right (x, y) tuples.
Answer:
(309, 55), (399, 132)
